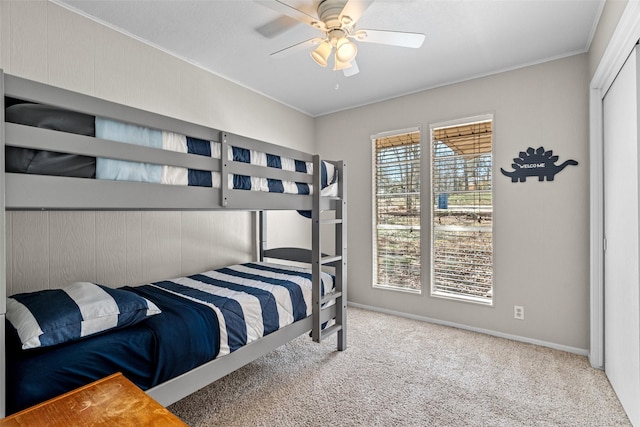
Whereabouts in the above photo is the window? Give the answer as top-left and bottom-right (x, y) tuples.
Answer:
(372, 129), (421, 292)
(430, 118), (493, 304)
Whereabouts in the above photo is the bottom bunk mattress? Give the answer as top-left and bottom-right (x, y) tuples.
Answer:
(5, 262), (333, 414)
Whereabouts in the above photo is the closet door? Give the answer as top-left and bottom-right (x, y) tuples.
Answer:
(603, 45), (640, 426)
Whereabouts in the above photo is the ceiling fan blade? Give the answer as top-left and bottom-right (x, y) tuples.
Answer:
(271, 38), (322, 59)
(255, 0), (325, 31)
(343, 58), (360, 77)
(353, 29), (425, 48)
(339, 0), (373, 25)
(255, 15), (299, 39)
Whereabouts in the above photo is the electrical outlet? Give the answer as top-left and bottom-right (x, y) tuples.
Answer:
(514, 305), (524, 320)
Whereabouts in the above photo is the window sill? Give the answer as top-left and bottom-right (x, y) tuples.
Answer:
(430, 290), (493, 306)
(373, 284), (422, 295)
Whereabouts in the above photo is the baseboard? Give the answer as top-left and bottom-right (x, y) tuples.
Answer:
(348, 302), (589, 357)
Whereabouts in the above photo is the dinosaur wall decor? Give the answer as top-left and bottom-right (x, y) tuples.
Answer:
(501, 147), (578, 182)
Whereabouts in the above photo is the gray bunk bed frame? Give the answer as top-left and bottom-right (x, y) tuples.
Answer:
(0, 70), (347, 415)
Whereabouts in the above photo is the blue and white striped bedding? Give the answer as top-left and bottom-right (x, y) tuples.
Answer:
(140, 262), (333, 358)
(95, 118), (338, 196)
(6, 262), (333, 414)
(95, 118), (163, 182)
(7, 282), (161, 350)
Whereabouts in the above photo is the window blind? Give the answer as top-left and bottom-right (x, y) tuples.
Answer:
(431, 120), (493, 304)
(374, 131), (421, 291)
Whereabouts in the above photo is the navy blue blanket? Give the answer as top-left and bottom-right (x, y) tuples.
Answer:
(5, 284), (221, 414)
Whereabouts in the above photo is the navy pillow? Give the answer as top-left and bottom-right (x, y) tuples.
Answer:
(6, 282), (161, 350)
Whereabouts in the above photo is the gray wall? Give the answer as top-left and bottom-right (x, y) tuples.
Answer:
(316, 54), (590, 351)
(0, 0), (314, 293)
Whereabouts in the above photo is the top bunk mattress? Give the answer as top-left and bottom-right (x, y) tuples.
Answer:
(5, 100), (338, 197)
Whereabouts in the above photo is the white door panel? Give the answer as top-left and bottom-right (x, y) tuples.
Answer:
(604, 45), (640, 426)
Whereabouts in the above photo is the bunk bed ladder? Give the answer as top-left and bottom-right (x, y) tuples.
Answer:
(311, 156), (347, 351)
(256, 156), (347, 351)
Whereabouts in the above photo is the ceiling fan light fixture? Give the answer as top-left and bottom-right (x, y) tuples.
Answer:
(265, 0), (424, 77)
(335, 37), (357, 62)
(310, 41), (332, 67)
(333, 55), (353, 71)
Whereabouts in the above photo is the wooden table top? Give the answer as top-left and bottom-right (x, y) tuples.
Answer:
(0, 373), (188, 427)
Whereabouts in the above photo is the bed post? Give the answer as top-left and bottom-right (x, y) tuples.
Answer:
(335, 160), (347, 351)
(221, 132), (229, 207)
(311, 156), (322, 343)
(259, 211), (267, 262)
(0, 69), (6, 417)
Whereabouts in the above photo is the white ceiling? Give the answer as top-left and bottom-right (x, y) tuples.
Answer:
(53, 0), (604, 117)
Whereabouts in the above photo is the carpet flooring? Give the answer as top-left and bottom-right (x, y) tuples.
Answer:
(168, 307), (631, 426)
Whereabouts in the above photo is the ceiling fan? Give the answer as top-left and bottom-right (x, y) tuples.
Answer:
(258, 0), (425, 77)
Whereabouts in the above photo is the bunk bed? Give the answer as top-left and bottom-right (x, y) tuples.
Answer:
(0, 70), (347, 417)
